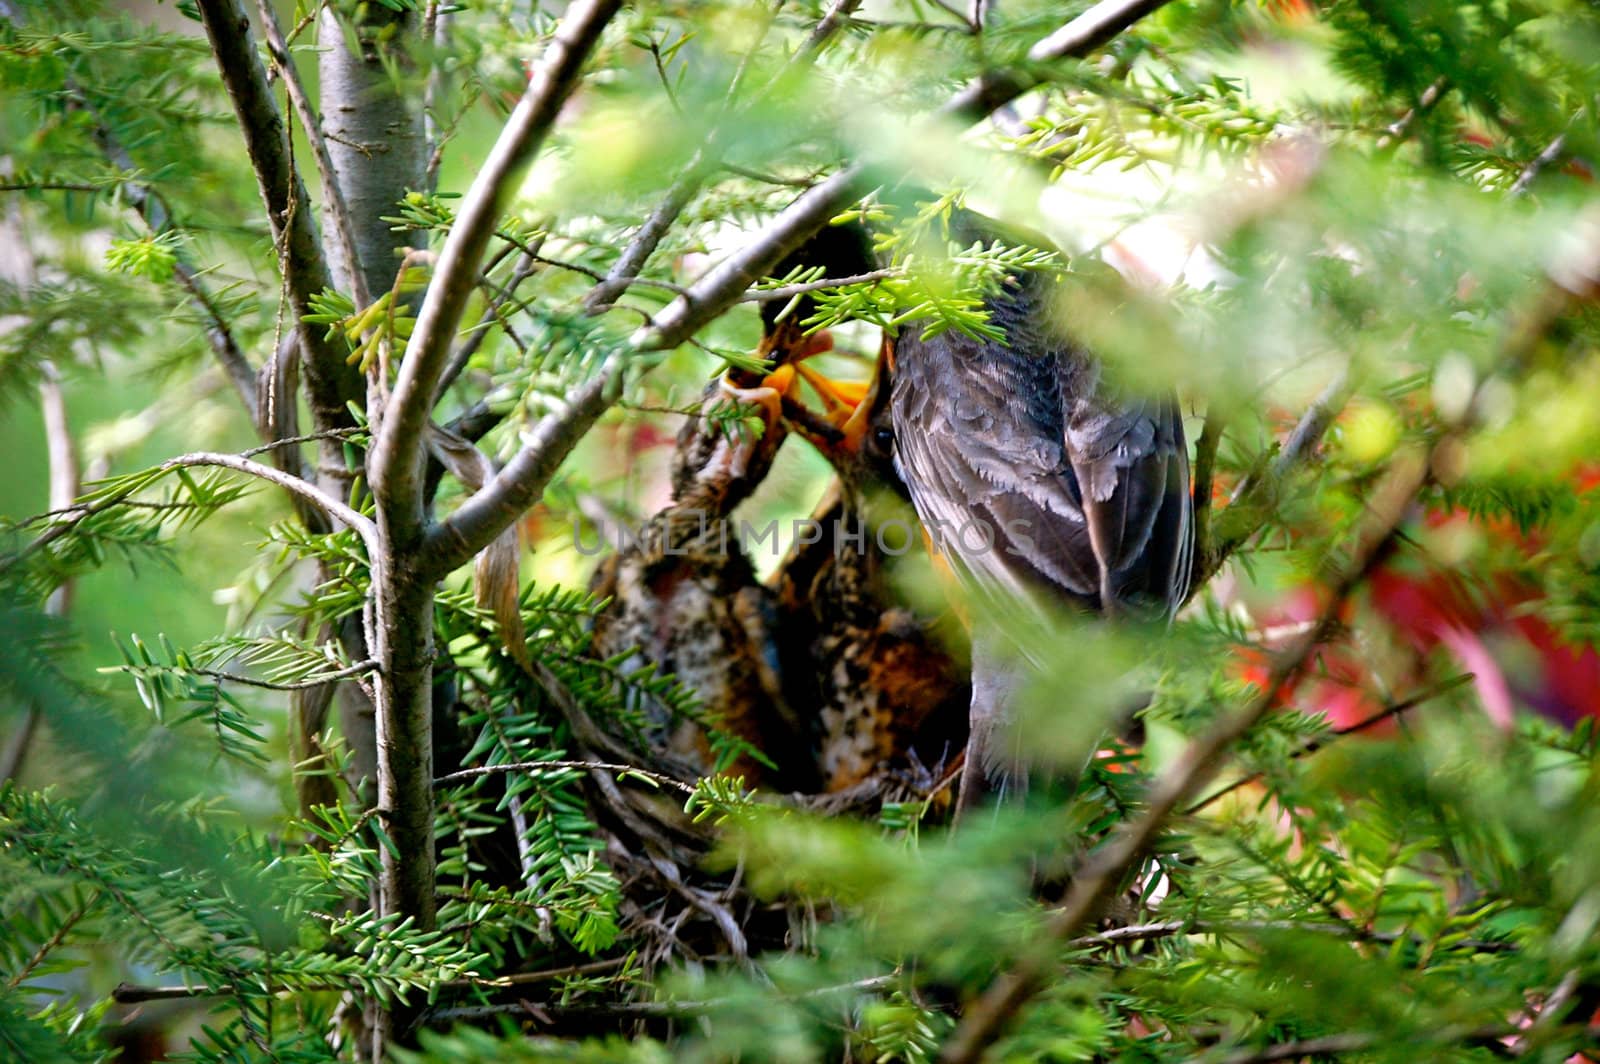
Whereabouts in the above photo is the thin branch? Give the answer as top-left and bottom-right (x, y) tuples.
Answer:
(581, 163), (706, 314)
(437, 248), (542, 399)
(194, 0), (361, 430)
(435, 759), (696, 795)
(252, 0), (371, 310)
(5, 890), (100, 991)
(238, 427), (365, 460)
(0, 180), (112, 194)
(159, 452), (376, 547)
(1, 365), (79, 785)
(63, 95), (260, 411)
(5, 448), (376, 575)
(420, 973), (898, 1026)
(479, 956), (632, 986)
(1376, 77), (1450, 151)
(369, 0), (623, 528)
(1199, 1021), (1534, 1064)
(1192, 365), (1354, 591)
(1069, 915), (1516, 955)
(1268, 365), (1354, 483)
(1185, 673), (1476, 815)
(188, 660), (380, 691)
(947, 0), (1178, 119)
(798, 0), (869, 54)
(720, 161), (815, 187)
(742, 268), (897, 302)
(110, 956), (633, 1006)
(1190, 404), (1223, 566)
(1202, 1032), (1381, 1063)
(1509, 132), (1567, 198)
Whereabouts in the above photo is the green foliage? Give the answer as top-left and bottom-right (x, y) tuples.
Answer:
(3, 0), (1600, 1061)
(107, 631), (270, 765)
(104, 231), (181, 283)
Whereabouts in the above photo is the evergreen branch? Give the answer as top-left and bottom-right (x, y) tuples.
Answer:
(1068, 916), (1516, 955)
(434, 759), (696, 796)
(110, 956), (630, 1004)
(4, 450), (375, 573)
(582, 164), (705, 314)
(1201, 1021), (1544, 1064)
(421, 973), (900, 1025)
(1376, 77), (1450, 151)
(1509, 133), (1568, 198)
(1190, 404), (1223, 568)
(0, 180), (109, 193)
(158, 453), (375, 546)
(947, 0), (1178, 119)
(56, 87), (261, 412)
(1, 365), (77, 785)
(436, 248), (541, 400)
(186, 659), (379, 691)
(237, 427), (366, 460)
(742, 269), (898, 303)
(1184, 673), (1475, 815)
(797, 0), (870, 56)
(1192, 365), (1354, 591)
(3, 889), (100, 991)
(720, 161), (815, 187)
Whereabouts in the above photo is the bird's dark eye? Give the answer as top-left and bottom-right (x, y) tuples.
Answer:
(873, 426), (894, 449)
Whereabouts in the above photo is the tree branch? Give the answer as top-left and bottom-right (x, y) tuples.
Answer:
(189, 660), (379, 692)
(743, 269), (897, 302)
(252, 0), (371, 310)
(0, 364), (76, 786)
(1509, 133), (1569, 198)
(428, 0), (1182, 574)
(1069, 916), (1516, 955)
(1184, 672), (1475, 815)
(938, 445), (1437, 1064)
(1202, 1021), (1536, 1064)
(434, 759), (696, 795)
(1190, 404), (1224, 567)
(194, 0), (362, 432)
(1192, 365), (1354, 591)
(583, 164), (707, 315)
(944, 0), (1177, 119)
(419, 973), (899, 1026)
(65, 96), (260, 412)
(160, 452), (378, 550)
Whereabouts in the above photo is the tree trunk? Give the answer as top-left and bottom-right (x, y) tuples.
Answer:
(316, 8), (433, 1055)
(314, 1), (430, 855)
(319, 5), (426, 303)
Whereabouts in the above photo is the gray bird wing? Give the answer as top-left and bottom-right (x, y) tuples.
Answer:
(889, 272), (1192, 620)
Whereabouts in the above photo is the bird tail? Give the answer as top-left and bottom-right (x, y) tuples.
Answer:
(955, 633), (1033, 819)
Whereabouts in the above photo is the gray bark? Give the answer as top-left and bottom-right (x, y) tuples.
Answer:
(318, 6), (426, 302)
(316, 6), (429, 895)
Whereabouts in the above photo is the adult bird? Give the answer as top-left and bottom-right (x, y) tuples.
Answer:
(887, 210), (1194, 816)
